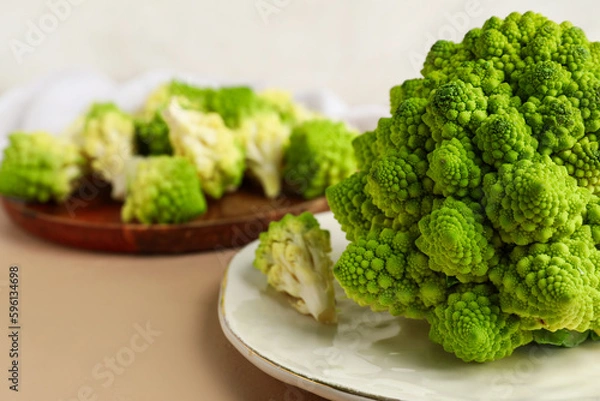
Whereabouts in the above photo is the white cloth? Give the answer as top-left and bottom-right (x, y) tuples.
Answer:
(0, 69), (388, 155)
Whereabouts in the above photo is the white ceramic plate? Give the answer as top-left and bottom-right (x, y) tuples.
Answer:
(218, 212), (600, 401)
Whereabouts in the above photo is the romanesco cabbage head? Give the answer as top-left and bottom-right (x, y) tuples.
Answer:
(327, 11), (600, 362)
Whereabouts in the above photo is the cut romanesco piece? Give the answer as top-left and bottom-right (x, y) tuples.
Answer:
(257, 89), (317, 125)
(237, 112), (291, 198)
(121, 156), (207, 224)
(141, 80), (213, 120)
(206, 86), (261, 128)
(254, 212), (337, 324)
(284, 120), (358, 199)
(134, 112), (173, 156)
(136, 81), (215, 157)
(0, 132), (85, 203)
(161, 100), (246, 199)
(68, 102), (136, 200)
(208, 88), (319, 198)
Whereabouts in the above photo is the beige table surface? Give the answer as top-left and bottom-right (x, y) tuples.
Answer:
(0, 208), (327, 401)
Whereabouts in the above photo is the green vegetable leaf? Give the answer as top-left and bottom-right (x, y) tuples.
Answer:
(532, 329), (591, 348)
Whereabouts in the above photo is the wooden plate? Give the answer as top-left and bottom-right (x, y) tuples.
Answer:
(1, 183), (329, 254)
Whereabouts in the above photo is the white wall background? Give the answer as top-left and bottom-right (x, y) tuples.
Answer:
(0, 0), (598, 106)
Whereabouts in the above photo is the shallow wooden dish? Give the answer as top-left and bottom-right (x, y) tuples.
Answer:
(1, 183), (329, 254)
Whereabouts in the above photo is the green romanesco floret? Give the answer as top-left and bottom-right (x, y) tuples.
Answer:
(489, 227), (600, 332)
(516, 60), (571, 99)
(487, 93), (523, 114)
(334, 227), (447, 319)
(422, 40), (472, 78)
(135, 112), (173, 156)
(205, 86), (261, 128)
(366, 147), (430, 218)
(553, 133), (600, 193)
(352, 131), (378, 172)
(121, 156), (207, 224)
(0, 132), (85, 203)
(521, 20), (562, 62)
(584, 195), (600, 244)
(483, 156), (589, 245)
(474, 110), (537, 169)
(210, 87), (320, 198)
(137, 81), (214, 157)
(390, 97), (434, 155)
(140, 82), (268, 149)
(254, 212), (336, 324)
(68, 102), (136, 200)
(428, 283), (533, 363)
(283, 120), (357, 199)
(453, 60), (506, 95)
(520, 95), (585, 155)
(390, 78), (424, 113)
(374, 117), (395, 156)
(555, 23), (594, 73)
(426, 138), (482, 198)
(424, 80), (488, 142)
(327, 11), (600, 363)
(257, 89), (317, 125)
(325, 172), (383, 241)
(139, 83), (320, 199)
(392, 195), (437, 229)
(416, 197), (499, 283)
(161, 100), (246, 199)
(566, 71), (600, 133)
(141, 80), (213, 119)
